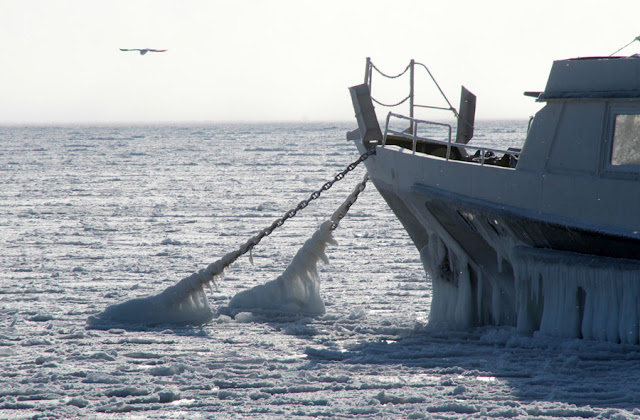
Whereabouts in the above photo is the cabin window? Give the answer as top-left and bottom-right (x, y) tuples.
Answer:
(611, 113), (640, 167)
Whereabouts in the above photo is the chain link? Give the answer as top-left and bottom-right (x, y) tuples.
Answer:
(329, 173), (369, 231)
(235, 148), (376, 256)
(161, 147), (379, 297)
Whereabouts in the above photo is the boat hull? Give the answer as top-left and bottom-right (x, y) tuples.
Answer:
(348, 57), (640, 342)
(361, 143), (640, 341)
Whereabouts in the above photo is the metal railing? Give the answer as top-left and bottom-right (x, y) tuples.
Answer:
(383, 113), (521, 166)
(365, 57), (458, 121)
(383, 112), (453, 155)
(366, 58), (519, 166)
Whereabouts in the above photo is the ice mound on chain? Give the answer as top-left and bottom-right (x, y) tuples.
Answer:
(227, 220), (336, 316)
(87, 252), (238, 327)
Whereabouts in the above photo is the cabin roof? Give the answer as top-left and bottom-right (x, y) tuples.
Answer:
(538, 56), (640, 100)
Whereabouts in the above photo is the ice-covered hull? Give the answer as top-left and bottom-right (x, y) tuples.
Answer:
(354, 139), (640, 343)
(348, 56), (640, 342)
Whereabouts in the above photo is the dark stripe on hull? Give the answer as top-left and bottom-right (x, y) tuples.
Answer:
(417, 185), (640, 263)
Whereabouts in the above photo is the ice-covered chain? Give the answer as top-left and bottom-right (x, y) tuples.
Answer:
(237, 148), (376, 256)
(329, 173), (369, 231)
(194, 148), (376, 289)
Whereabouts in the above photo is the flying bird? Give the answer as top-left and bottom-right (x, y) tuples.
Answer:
(120, 48), (167, 55)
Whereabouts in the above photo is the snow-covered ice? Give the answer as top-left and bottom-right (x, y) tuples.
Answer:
(1, 122), (640, 418)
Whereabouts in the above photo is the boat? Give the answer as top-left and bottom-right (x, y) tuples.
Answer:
(348, 56), (640, 343)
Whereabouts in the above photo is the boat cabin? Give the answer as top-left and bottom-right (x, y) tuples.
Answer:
(520, 56), (640, 176)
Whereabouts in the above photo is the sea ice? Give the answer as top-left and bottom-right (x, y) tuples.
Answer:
(5, 124), (640, 419)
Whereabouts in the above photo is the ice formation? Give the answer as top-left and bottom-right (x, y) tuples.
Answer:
(421, 226), (518, 331)
(90, 222), (336, 326)
(421, 234), (475, 330)
(422, 225), (640, 344)
(88, 175), (367, 326)
(513, 247), (640, 344)
(87, 252), (237, 326)
(227, 220), (336, 315)
(226, 176), (366, 316)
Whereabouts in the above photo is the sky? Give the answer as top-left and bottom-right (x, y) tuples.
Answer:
(2, 0), (640, 124)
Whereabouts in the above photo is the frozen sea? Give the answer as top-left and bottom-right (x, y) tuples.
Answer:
(2, 121), (640, 419)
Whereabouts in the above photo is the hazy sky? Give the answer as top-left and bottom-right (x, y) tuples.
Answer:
(2, 0), (640, 123)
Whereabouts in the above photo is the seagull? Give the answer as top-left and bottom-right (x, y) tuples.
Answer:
(120, 48), (167, 56)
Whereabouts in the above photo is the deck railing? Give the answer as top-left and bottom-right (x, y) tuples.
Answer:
(366, 58), (519, 166)
(364, 57), (458, 121)
(383, 113), (521, 166)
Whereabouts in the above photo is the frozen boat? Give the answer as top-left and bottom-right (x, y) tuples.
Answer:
(348, 56), (640, 343)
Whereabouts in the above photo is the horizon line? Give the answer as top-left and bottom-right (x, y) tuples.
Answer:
(0, 117), (531, 127)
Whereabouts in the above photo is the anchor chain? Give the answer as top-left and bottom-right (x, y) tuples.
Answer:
(93, 149), (377, 323)
(237, 148), (376, 256)
(185, 147), (377, 290)
(329, 173), (369, 231)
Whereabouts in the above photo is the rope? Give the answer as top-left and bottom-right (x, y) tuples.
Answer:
(367, 59), (458, 115)
(236, 148), (375, 255)
(330, 173), (369, 230)
(372, 95), (411, 108)
(610, 35), (640, 56)
(371, 61), (411, 79)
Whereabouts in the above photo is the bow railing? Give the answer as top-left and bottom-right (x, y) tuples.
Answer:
(364, 57), (458, 122)
(383, 113), (520, 167)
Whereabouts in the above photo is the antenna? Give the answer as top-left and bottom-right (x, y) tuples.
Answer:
(610, 36), (640, 56)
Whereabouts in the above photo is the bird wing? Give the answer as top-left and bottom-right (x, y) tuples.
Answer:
(120, 48), (166, 54)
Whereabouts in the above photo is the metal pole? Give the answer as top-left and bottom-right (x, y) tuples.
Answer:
(412, 120), (417, 154)
(364, 57), (371, 87)
(409, 59), (415, 133)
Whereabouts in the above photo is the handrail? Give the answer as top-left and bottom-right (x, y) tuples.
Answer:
(413, 62), (457, 116)
(383, 113), (520, 166)
(365, 57), (458, 120)
(383, 113), (453, 156)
